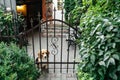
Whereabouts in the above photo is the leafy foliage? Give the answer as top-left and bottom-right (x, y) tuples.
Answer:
(78, 0), (120, 80)
(0, 42), (39, 80)
(68, 0), (83, 25)
(0, 7), (24, 36)
(77, 70), (93, 80)
(64, 0), (76, 20)
(0, 8), (13, 35)
(0, 7), (25, 44)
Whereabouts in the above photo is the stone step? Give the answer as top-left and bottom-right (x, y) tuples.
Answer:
(41, 34), (67, 37)
(41, 29), (68, 33)
(40, 26), (69, 37)
(47, 27), (68, 30)
(41, 25), (68, 30)
(41, 32), (68, 37)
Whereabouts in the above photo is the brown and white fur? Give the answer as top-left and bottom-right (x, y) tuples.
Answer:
(36, 49), (50, 70)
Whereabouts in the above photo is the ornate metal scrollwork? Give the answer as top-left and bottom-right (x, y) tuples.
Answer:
(51, 37), (58, 55)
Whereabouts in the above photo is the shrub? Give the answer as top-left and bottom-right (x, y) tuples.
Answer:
(0, 8), (13, 35)
(78, 0), (120, 80)
(0, 7), (24, 36)
(0, 7), (25, 44)
(0, 42), (39, 80)
(68, 0), (83, 25)
(77, 69), (93, 80)
(79, 13), (120, 80)
(64, 0), (76, 20)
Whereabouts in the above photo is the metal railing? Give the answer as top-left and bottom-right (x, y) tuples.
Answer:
(0, 7), (80, 73)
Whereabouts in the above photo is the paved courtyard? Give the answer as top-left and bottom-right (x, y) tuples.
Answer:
(38, 73), (77, 80)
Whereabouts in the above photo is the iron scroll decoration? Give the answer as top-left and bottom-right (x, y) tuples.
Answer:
(51, 37), (58, 55)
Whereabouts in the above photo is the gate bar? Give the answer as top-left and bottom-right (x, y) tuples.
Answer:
(46, 11), (49, 73)
(30, 18), (36, 65)
(53, 7), (56, 73)
(38, 12), (42, 69)
(67, 14), (71, 73)
(36, 62), (79, 64)
(23, 19), (81, 35)
(60, 9), (64, 73)
(73, 25), (77, 73)
(10, 0), (12, 11)
(3, 0), (5, 6)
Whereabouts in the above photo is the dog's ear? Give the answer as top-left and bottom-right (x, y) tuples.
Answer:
(38, 52), (40, 57)
(38, 51), (42, 58)
(47, 50), (50, 56)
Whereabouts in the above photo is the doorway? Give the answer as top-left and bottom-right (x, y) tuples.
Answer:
(16, 0), (42, 29)
(27, 1), (42, 28)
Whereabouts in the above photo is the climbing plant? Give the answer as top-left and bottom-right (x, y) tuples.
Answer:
(68, 0), (83, 25)
(0, 42), (40, 80)
(64, 0), (75, 20)
(0, 8), (13, 36)
(0, 7), (24, 36)
(78, 0), (120, 80)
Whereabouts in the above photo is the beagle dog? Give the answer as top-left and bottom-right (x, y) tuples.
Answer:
(36, 49), (50, 70)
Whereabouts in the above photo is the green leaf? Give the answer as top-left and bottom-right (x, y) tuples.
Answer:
(99, 61), (106, 66)
(112, 54), (119, 60)
(98, 50), (103, 56)
(109, 58), (115, 65)
(90, 23), (101, 36)
(90, 54), (95, 65)
(112, 43), (116, 48)
(117, 65), (120, 71)
(9, 73), (17, 80)
(103, 56), (109, 61)
(82, 53), (89, 59)
(98, 69), (104, 79)
(107, 25), (113, 32)
(109, 72), (117, 80)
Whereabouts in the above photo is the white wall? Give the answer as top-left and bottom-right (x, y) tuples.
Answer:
(52, 0), (65, 21)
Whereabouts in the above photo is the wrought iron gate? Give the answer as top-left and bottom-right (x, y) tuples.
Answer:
(21, 8), (80, 73)
(0, 0), (81, 74)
